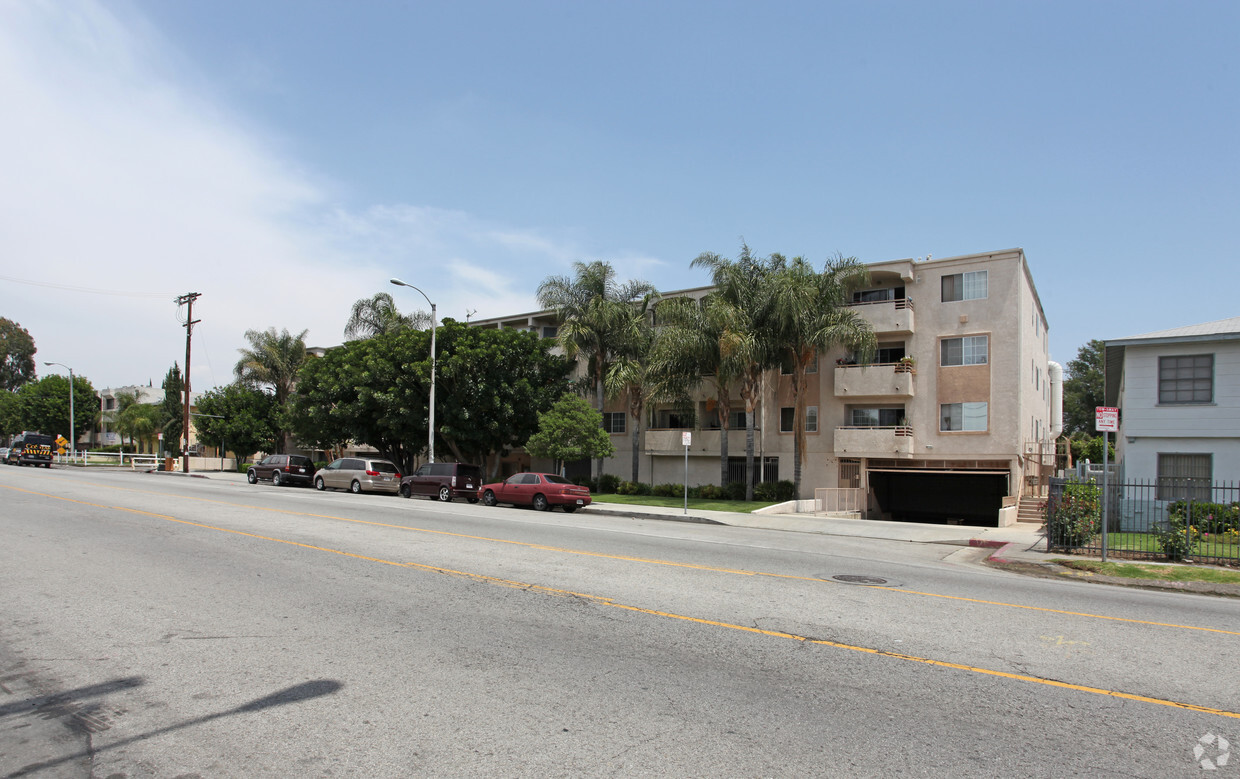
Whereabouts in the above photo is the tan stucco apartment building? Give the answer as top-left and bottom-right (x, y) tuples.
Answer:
(475, 248), (1055, 526)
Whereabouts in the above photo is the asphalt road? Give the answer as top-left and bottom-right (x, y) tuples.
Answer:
(1, 466), (1237, 777)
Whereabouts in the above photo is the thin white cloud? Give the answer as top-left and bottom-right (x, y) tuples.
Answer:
(0, 1), (588, 392)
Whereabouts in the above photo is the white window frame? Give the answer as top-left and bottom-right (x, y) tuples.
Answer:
(1158, 354), (1213, 404)
(805, 406), (818, 433)
(940, 402), (988, 432)
(941, 335), (988, 367)
(602, 412), (626, 434)
(941, 270), (988, 302)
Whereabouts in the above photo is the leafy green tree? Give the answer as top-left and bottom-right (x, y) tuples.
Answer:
(195, 383), (280, 465)
(689, 244), (780, 499)
(291, 322), (572, 476)
(525, 393), (616, 474)
(0, 391), (20, 438)
(0, 318), (37, 392)
(162, 365), (184, 455)
(15, 374), (98, 442)
(234, 327), (308, 453)
(1063, 339), (1105, 436)
(344, 292), (429, 340)
(537, 260), (656, 479)
(768, 253), (876, 497)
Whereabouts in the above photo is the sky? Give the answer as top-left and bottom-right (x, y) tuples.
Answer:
(2, 0), (1236, 394)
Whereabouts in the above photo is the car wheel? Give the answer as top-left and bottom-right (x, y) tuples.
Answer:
(438, 486), (452, 502)
(562, 505), (577, 513)
(247, 470), (258, 484)
(315, 476), (325, 491)
(350, 480), (362, 494)
(483, 490), (497, 507)
(533, 494), (549, 512)
(272, 471), (283, 487)
(399, 483), (411, 498)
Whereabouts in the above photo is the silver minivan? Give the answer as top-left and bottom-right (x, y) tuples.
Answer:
(313, 457), (402, 495)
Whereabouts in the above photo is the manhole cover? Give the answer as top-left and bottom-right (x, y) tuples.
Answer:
(829, 574), (890, 585)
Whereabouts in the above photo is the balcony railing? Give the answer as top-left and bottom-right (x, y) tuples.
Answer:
(833, 363), (915, 398)
(846, 298), (914, 334)
(644, 428), (755, 453)
(833, 425), (915, 456)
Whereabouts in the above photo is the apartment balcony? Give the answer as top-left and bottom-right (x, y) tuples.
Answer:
(833, 363), (915, 398)
(833, 426), (915, 457)
(643, 428), (754, 455)
(848, 298), (914, 335)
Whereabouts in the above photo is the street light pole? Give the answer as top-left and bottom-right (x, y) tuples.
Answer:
(43, 362), (74, 463)
(389, 278), (436, 463)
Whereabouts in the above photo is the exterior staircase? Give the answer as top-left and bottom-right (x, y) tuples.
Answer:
(1017, 495), (1046, 524)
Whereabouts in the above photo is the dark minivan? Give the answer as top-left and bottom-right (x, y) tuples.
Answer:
(400, 462), (483, 503)
(247, 454), (317, 487)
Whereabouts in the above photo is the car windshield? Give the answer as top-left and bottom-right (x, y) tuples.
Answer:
(372, 462), (398, 473)
(543, 475), (573, 485)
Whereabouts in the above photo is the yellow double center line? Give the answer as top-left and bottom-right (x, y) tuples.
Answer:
(6, 482), (1240, 721)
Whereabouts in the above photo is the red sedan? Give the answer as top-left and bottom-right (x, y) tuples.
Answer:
(479, 472), (592, 513)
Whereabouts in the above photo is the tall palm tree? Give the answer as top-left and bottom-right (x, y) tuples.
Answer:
(650, 294), (744, 488)
(768, 253), (876, 496)
(690, 244), (778, 500)
(604, 305), (672, 484)
(344, 292), (430, 340)
(234, 327), (309, 453)
(537, 261), (657, 479)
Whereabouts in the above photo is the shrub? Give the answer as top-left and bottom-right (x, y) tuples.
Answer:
(653, 483), (683, 498)
(697, 484), (723, 500)
(725, 481), (747, 501)
(616, 480), (638, 495)
(1153, 516), (1195, 561)
(597, 473), (620, 494)
(1046, 480), (1100, 548)
(754, 480), (797, 502)
(631, 481), (653, 496)
(1167, 501), (1239, 534)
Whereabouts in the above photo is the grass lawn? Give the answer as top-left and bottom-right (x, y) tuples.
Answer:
(1101, 531), (1239, 561)
(1052, 559), (1240, 584)
(591, 494), (780, 513)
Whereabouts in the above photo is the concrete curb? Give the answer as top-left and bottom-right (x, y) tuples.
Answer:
(583, 506), (726, 525)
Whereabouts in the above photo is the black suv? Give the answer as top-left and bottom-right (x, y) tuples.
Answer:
(399, 462), (483, 502)
(6, 432), (53, 467)
(247, 454), (317, 487)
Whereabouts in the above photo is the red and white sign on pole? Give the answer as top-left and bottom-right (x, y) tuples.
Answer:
(1095, 406), (1119, 432)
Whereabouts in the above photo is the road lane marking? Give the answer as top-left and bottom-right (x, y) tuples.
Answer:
(6, 483), (1240, 721)
(7, 482), (1240, 639)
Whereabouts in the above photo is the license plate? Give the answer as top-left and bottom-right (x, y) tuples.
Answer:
(383, 475), (392, 481)
(576, 499), (584, 505)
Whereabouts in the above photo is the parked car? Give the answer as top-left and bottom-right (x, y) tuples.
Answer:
(479, 472), (592, 513)
(247, 454), (317, 487)
(6, 432), (53, 467)
(399, 462), (483, 502)
(314, 457), (402, 495)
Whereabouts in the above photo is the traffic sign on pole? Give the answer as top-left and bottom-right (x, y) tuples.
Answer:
(1095, 407), (1119, 432)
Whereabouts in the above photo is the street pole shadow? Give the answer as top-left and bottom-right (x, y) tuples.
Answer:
(5, 679), (343, 778)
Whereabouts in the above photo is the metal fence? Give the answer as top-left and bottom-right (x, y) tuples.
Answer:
(1046, 476), (1240, 565)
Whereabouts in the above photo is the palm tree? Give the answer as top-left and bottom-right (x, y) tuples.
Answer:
(768, 253), (876, 496)
(604, 306), (671, 484)
(537, 261), (657, 479)
(650, 294), (744, 489)
(689, 244), (778, 500)
(344, 292), (430, 340)
(234, 327), (309, 453)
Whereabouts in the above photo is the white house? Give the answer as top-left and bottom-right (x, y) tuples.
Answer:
(1105, 316), (1240, 492)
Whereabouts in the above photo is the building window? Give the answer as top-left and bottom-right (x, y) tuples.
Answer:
(708, 409), (747, 429)
(541, 326), (558, 339)
(602, 412), (626, 434)
(1158, 355), (1213, 404)
(779, 407), (795, 433)
(941, 270), (988, 302)
(1157, 453), (1212, 502)
(941, 402), (988, 432)
(875, 344), (906, 363)
(941, 336), (988, 366)
(806, 406), (818, 433)
(105, 398), (116, 411)
(850, 407), (904, 427)
(653, 409), (694, 429)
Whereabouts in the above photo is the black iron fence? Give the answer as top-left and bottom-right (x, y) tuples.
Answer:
(1046, 477), (1240, 565)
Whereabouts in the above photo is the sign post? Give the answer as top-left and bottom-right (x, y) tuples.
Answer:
(682, 431), (692, 515)
(1095, 407), (1119, 562)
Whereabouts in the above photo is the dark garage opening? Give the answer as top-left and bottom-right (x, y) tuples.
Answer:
(868, 471), (1008, 527)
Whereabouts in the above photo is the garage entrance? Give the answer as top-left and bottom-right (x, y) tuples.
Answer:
(867, 470), (1009, 527)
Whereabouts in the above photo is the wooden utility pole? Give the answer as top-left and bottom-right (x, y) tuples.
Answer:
(176, 293), (201, 474)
